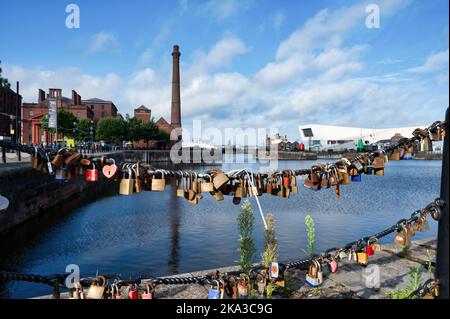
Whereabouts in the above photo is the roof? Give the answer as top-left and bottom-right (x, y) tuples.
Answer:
(82, 98), (113, 103)
(135, 105), (150, 111)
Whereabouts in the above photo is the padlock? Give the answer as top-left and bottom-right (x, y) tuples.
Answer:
(102, 159), (118, 179)
(119, 166), (134, 195)
(348, 249), (357, 262)
(151, 170), (166, 191)
(235, 178), (245, 198)
(338, 249), (348, 260)
(304, 169), (320, 190)
(177, 176), (185, 197)
(356, 252), (368, 265)
(127, 284), (139, 299)
(320, 171), (331, 189)
(305, 260), (322, 288)
(225, 276), (238, 299)
(133, 163), (142, 193)
(55, 167), (69, 183)
(339, 168), (350, 185)
(208, 280), (221, 299)
(237, 274), (249, 298)
(256, 273), (266, 295)
(395, 225), (411, 246)
(85, 163), (99, 182)
(87, 276), (106, 299)
(212, 170), (229, 190)
(351, 174), (361, 182)
(366, 241), (375, 256)
(31, 146), (39, 169)
(389, 149), (400, 160)
(290, 170), (298, 193)
(69, 282), (85, 299)
(429, 125), (442, 141)
(200, 174), (214, 193)
(369, 237), (382, 252)
(142, 284), (155, 299)
(52, 149), (65, 169)
(111, 284), (123, 299)
(283, 172), (290, 187)
(269, 262), (279, 279)
(232, 196), (241, 205)
(327, 257), (339, 273)
(419, 136), (433, 152)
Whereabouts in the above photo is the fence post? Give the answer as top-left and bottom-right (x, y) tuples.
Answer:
(436, 107), (449, 299)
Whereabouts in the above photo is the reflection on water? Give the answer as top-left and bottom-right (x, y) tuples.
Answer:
(0, 160), (442, 298)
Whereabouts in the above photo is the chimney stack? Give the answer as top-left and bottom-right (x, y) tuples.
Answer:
(171, 45), (182, 130)
(38, 89), (46, 103)
(72, 90), (77, 105)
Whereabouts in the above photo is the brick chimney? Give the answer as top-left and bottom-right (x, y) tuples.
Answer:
(38, 89), (46, 103)
(171, 45), (182, 130)
(72, 90), (78, 105)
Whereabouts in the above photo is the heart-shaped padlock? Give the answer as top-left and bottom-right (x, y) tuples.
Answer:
(102, 159), (118, 179)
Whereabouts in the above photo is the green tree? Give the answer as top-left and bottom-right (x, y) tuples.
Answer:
(76, 118), (92, 141)
(41, 109), (77, 138)
(237, 200), (257, 271)
(0, 60), (11, 88)
(125, 117), (145, 141)
(262, 214), (278, 268)
(96, 118), (126, 143)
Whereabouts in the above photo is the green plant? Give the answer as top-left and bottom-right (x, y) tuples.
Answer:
(385, 267), (421, 299)
(261, 214), (278, 268)
(237, 200), (256, 271)
(426, 249), (434, 278)
(0, 60), (11, 88)
(305, 215), (315, 257)
(265, 283), (277, 299)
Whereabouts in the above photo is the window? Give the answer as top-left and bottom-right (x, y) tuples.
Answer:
(29, 135), (32, 142)
(29, 111), (34, 116)
(91, 105), (94, 109)
(101, 105), (105, 110)
(76, 112), (81, 118)
(28, 123), (32, 130)
(101, 112), (105, 117)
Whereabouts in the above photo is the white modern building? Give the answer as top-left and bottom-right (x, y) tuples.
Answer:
(298, 124), (430, 151)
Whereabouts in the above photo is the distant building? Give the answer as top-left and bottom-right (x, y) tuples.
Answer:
(134, 105), (152, 123)
(22, 88), (94, 144)
(298, 124), (427, 151)
(82, 98), (118, 123)
(0, 86), (21, 141)
(156, 117), (174, 136)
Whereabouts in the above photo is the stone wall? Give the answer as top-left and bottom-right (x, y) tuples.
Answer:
(0, 163), (117, 235)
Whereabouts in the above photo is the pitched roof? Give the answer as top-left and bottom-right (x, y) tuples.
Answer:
(82, 98), (112, 103)
(135, 105), (150, 111)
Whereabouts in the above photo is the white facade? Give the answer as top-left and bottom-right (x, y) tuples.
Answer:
(298, 124), (428, 151)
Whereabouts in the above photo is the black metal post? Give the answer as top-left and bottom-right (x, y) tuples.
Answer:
(16, 81), (21, 161)
(436, 107), (449, 299)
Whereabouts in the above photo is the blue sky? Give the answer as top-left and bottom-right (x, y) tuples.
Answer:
(1, 0), (448, 142)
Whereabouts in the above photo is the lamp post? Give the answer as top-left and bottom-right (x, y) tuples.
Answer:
(89, 120), (94, 153)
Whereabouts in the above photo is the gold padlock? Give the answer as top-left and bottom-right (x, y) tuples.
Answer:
(87, 276), (107, 299)
(200, 174), (214, 193)
(212, 170), (229, 190)
(119, 165), (134, 195)
(133, 163), (142, 193)
(151, 170), (166, 191)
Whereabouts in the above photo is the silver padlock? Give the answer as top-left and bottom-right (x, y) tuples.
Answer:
(55, 167), (69, 182)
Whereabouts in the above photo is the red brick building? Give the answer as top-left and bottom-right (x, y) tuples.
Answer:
(134, 105), (151, 123)
(22, 88), (94, 144)
(0, 86), (21, 141)
(83, 98), (118, 124)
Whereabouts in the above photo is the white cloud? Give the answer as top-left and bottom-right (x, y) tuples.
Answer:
(188, 36), (249, 76)
(406, 50), (449, 73)
(200, 0), (239, 20)
(87, 32), (120, 54)
(139, 48), (153, 64)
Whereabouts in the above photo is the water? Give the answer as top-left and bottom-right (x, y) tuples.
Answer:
(0, 159), (442, 299)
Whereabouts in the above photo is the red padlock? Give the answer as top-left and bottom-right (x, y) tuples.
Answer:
(283, 172), (290, 187)
(85, 163), (99, 182)
(366, 240), (375, 256)
(127, 284), (139, 299)
(141, 284), (154, 299)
